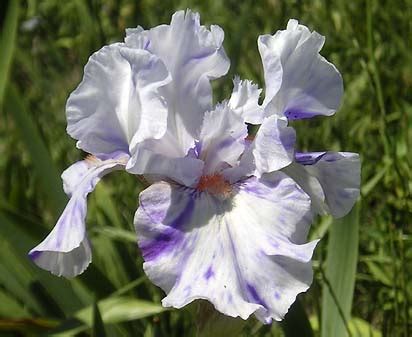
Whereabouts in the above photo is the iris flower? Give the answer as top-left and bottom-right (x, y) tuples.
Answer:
(29, 11), (360, 323)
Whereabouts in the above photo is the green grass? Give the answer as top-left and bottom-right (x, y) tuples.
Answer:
(0, 0), (411, 336)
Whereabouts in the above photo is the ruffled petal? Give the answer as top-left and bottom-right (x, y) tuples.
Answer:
(66, 43), (171, 155)
(126, 145), (204, 187)
(198, 102), (248, 174)
(29, 154), (127, 277)
(135, 172), (316, 323)
(125, 10), (230, 153)
(284, 152), (360, 218)
(228, 77), (264, 124)
(258, 19), (343, 119)
(231, 115), (295, 180)
(282, 162), (327, 216)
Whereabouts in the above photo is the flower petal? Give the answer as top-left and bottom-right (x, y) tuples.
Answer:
(259, 19), (343, 119)
(135, 172), (315, 323)
(233, 115), (295, 180)
(284, 152), (360, 218)
(66, 43), (171, 155)
(126, 10), (230, 153)
(29, 155), (127, 277)
(228, 77), (264, 124)
(126, 145), (204, 187)
(198, 102), (248, 174)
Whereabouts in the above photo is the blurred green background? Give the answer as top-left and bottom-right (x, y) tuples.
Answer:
(0, 0), (411, 336)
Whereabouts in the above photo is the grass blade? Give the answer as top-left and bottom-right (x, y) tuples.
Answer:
(0, 0), (19, 106)
(321, 204), (360, 337)
(92, 301), (107, 337)
(50, 297), (166, 336)
(4, 85), (67, 217)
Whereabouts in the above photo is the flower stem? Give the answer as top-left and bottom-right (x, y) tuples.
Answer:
(196, 302), (246, 337)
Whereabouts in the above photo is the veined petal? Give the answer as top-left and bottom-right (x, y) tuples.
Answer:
(66, 43), (171, 155)
(199, 102), (248, 174)
(284, 152), (360, 218)
(134, 173), (315, 323)
(259, 19), (343, 119)
(282, 161), (327, 216)
(126, 144), (204, 187)
(235, 115), (295, 179)
(228, 77), (264, 124)
(29, 154), (127, 277)
(126, 10), (230, 153)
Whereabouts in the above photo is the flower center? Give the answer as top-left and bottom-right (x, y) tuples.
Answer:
(197, 173), (232, 198)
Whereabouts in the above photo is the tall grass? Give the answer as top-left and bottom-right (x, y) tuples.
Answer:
(0, 0), (411, 336)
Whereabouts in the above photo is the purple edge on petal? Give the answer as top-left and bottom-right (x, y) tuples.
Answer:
(28, 250), (42, 260)
(285, 108), (319, 120)
(295, 152), (326, 165)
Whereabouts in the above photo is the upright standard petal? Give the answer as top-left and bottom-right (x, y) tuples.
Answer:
(126, 10), (230, 153)
(284, 152), (360, 218)
(66, 43), (171, 155)
(198, 102), (248, 174)
(135, 172), (316, 323)
(29, 154), (127, 277)
(234, 115), (295, 180)
(228, 77), (264, 124)
(258, 19), (343, 119)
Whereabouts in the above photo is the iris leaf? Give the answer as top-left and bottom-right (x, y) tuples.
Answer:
(92, 301), (107, 337)
(321, 203), (359, 337)
(0, 0), (19, 107)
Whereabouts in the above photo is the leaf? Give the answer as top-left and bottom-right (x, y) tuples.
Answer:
(196, 302), (245, 337)
(0, 0), (19, 106)
(364, 260), (391, 286)
(76, 296), (166, 325)
(350, 317), (382, 337)
(0, 211), (89, 315)
(321, 203), (360, 337)
(281, 299), (314, 337)
(0, 289), (29, 318)
(311, 316), (381, 337)
(92, 301), (107, 337)
(50, 296), (166, 336)
(4, 85), (68, 217)
(92, 226), (137, 244)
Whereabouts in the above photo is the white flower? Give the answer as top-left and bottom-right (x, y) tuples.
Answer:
(29, 10), (229, 277)
(29, 12), (360, 325)
(257, 19), (360, 218)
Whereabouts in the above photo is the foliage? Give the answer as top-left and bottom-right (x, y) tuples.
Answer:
(0, 0), (411, 336)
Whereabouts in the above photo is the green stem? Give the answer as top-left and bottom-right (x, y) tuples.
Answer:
(196, 302), (246, 337)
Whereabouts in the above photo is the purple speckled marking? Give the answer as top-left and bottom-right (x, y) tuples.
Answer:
(204, 265), (214, 280)
(246, 283), (267, 307)
(140, 198), (195, 261)
(274, 291), (281, 300)
(285, 108), (317, 120)
(295, 152), (326, 165)
(28, 250), (42, 260)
